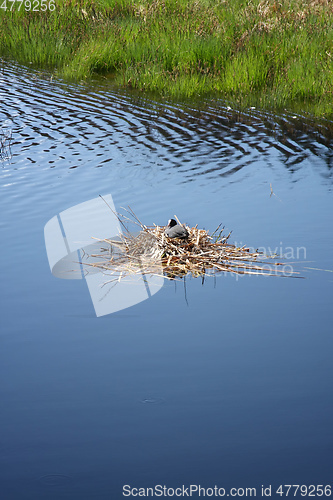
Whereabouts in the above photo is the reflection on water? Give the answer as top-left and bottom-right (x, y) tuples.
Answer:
(1, 63), (332, 192)
(1, 62), (332, 500)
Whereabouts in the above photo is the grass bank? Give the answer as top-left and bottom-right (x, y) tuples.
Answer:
(1, 0), (333, 118)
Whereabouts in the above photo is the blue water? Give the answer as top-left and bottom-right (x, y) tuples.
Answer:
(1, 63), (332, 499)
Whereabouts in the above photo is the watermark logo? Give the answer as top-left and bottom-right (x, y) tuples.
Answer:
(233, 242), (306, 262)
(231, 241), (306, 280)
(44, 194), (164, 317)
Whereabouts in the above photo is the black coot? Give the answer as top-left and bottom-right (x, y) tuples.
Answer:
(165, 218), (189, 239)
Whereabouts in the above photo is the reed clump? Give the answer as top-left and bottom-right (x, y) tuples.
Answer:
(0, 128), (12, 161)
(84, 210), (297, 281)
(1, 0), (332, 119)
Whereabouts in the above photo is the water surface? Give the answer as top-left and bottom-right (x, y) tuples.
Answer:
(1, 63), (332, 499)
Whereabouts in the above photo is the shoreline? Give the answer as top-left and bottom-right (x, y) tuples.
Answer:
(1, 0), (332, 120)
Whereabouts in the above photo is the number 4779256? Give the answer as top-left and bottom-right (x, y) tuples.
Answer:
(276, 485), (331, 496)
(0, 0), (56, 11)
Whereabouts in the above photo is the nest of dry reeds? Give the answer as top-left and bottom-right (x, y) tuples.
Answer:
(83, 207), (298, 282)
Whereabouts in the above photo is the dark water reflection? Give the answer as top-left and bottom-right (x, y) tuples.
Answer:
(2, 63), (333, 187)
(1, 62), (333, 499)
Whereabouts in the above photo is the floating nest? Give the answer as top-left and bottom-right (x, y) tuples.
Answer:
(83, 208), (299, 282)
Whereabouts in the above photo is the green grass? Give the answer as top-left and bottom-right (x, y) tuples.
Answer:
(1, 0), (333, 119)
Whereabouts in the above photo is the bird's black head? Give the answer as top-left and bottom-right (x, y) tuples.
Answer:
(167, 218), (177, 228)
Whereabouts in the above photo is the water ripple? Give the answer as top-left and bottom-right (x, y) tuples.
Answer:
(1, 62), (332, 200)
